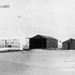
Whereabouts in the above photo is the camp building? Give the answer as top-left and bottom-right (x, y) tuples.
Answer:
(62, 38), (75, 50)
(29, 34), (58, 49)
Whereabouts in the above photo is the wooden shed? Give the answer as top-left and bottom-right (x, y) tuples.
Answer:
(29, 34), (58, 49)
(62, 38), (75, 50)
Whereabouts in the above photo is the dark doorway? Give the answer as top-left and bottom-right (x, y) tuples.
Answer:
(68, 42), (70, 49)
(29, 38), (46, 49)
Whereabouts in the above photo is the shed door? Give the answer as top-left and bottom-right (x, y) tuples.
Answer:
(30, 38), (46, 49)
(68, 42), (70, 49)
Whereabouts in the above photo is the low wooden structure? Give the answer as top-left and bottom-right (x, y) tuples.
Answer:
(29, 34), (58, 49)
(62, 38), (75, 50)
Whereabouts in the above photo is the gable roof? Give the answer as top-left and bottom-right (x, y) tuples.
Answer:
(63, 38), (75, 43)
(29, 34), (58, 40)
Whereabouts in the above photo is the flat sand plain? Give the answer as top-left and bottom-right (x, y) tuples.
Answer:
(0, 49), (75, 75)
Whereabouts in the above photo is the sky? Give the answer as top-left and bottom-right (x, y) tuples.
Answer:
(0, 0), (75, 45)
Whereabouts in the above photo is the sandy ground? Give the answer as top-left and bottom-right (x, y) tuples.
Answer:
(0, 49), (75, 75)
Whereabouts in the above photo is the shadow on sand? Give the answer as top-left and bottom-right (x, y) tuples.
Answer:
(0, 49), (31, 53)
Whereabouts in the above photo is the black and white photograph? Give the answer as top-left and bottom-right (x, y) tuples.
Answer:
(0, 0), (75, 75)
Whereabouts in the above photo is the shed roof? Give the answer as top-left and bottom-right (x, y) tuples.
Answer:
(29, 34), (58, 40)
(63, 38), (75, 43)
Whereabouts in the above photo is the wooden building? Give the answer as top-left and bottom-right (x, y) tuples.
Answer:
(29, 34), (58, 49)
(62, 38), (75, 50)
(0, 39), (20, 48)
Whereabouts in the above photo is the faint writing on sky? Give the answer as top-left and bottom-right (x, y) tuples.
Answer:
(0, 5), (10, 8)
